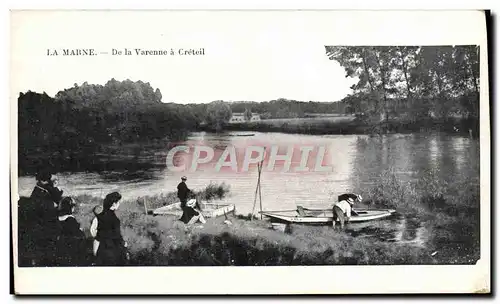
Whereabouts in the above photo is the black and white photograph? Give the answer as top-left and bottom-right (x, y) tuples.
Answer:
(10, 10), (490, 294)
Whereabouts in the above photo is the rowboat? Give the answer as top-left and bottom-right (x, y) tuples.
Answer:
(152, 201), (235, 218)
(260, 206), (396, 225)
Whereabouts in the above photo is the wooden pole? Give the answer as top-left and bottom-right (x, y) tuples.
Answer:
(251, 166), (260, 221)
(258, 165), (263, 219)
(143, 198), (149, 215)
(251, 148), (266, 220)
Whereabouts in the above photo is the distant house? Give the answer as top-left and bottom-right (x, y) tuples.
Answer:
(229, 112), (261, 123)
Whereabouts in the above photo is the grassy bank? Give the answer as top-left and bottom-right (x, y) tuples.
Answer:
(18, 174), (480, 266)
(364, 169), (480, 264)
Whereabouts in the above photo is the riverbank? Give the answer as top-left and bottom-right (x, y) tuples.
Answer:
(221, 117), (479, 137)
(17, 172), (480, 266)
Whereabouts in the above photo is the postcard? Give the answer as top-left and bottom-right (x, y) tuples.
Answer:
(10, 9), (490, 294)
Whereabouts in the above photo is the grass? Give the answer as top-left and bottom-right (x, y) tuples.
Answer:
(17, 174), (480, 266)
(363, 168), (480, 264)
(68, 203), (435, 266)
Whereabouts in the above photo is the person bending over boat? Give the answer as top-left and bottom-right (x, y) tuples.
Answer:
(332, 196), (356, 229)
(337, 193), (363, 205)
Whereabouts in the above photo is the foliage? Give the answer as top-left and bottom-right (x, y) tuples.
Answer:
(18, 80), (201, 174)
(325, 46), (480, 124)
(205, 101), (232, 132)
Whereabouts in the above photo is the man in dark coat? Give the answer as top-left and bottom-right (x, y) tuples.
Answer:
(177, 176), (191, 206)
(28, 169), (63, 266)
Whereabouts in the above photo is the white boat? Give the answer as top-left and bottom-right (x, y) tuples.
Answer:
(260, 206), (396, 225)
(152, 201), (235, 218)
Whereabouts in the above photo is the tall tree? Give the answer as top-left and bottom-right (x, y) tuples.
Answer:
(326, 45), (480, 123)
(206, 101), (232, 132)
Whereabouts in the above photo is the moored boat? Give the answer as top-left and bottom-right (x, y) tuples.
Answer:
(260, 206), (396, 225)
(153, 201), (235, 218)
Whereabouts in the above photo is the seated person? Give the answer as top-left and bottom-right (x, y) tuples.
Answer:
(181, 195), (206, 225)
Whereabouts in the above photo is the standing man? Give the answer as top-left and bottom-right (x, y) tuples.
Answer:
(29, 168), (63, 266)
(177, 176), (191, 208)
(178, 176), (192, 223)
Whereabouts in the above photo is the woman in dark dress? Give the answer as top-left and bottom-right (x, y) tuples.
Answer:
(95, 192), (128, 266)
(55, 197), (87, 266)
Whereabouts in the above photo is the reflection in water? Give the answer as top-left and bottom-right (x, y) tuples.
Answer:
(450, 136), (470, 172)
(428, 135), (441, 170)
(18, 131), (479, 246)
(348, 214), (427, 247)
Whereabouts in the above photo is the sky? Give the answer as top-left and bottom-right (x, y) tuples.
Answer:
(11, 11), (359, 104)
(11, 10), (485, 104)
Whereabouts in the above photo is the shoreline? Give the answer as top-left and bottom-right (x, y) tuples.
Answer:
(217, 117), (479, 137)
(17, 173), (480, 266)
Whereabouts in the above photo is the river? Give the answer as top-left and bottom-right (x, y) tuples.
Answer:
(17, 131), (479, 246)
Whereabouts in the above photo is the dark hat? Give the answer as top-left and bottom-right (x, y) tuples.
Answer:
(35, 168), (52, 182)
(103, 192), (122, 210)
(181, 176), (187, 180)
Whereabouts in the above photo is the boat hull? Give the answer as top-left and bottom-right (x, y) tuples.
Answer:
(261, 208), (396, 224)
(153, 202), (235, 218)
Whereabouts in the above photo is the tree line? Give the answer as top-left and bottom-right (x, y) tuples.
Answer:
(324, 45), (479, 125)
(18, 80), (201, 174)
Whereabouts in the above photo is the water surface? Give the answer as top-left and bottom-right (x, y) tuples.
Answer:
(18, 131), (479, 246)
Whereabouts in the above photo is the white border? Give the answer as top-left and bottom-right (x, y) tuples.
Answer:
(6, 6), (493, 297)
